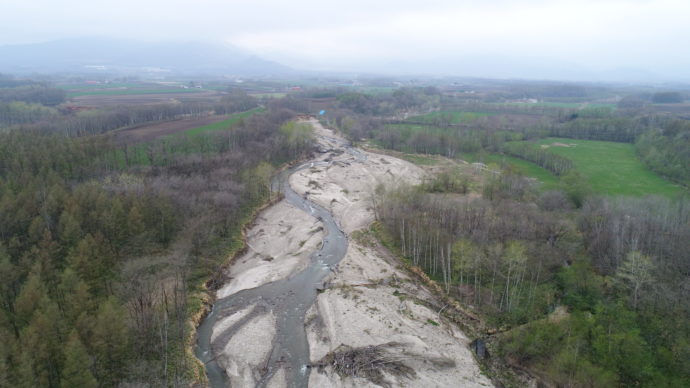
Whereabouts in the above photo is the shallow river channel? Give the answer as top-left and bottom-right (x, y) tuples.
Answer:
(194, 158), (349, 387)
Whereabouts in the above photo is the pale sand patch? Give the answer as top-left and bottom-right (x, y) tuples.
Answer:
(306, 285), (489, 387)
(290, 123), (424, 234)
(217, 312), (276, 387)
(308, 370), (379, 388)
(266, 368), (287, 388)
(331, 241), (410, 287)
(217, 200), (323, 298)
(210, 305), (254, 343)
(295, 120), (492, 387)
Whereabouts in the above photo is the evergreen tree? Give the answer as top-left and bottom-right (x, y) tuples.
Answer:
(14, 271), (46, 327)
(67, 234), (114, 297)
(15, 348), (40, 388)
(19, 299), (63, 387)
(91, 298), (128, 386)
(0, 330), (10, 388)
(60, 330), (97, 388)
(57, 268), (93, 324)
(56, 210), (83, 253)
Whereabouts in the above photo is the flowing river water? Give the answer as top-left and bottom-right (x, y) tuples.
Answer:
(195, 143), (361, 387)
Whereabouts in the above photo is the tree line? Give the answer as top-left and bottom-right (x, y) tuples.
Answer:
(0, 86), (259, 135)
(502, 142), (574, 176)
(0, 84), (66, 106)
(635, 119), (690, 186)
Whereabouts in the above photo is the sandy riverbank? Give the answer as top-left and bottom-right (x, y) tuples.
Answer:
(205, 119), (492, 387)
(291, 120), (492, 387)
(216, 201), (324, 299)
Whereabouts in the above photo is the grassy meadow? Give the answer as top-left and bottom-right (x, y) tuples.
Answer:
(534, 137), (684, 196)
(397, 135), (684, 196)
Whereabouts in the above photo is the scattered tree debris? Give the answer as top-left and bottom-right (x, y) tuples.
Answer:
(311, 342), (415, 386)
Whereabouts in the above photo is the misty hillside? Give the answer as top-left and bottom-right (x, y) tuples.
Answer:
(0, 38), (292, 75)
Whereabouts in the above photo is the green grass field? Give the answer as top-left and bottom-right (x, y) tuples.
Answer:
(406, 110), (491, 123)
(180, 108), (264, 136)
(402, 136), (683, 196)
(396, 135), (685, 195)
(533, 138), (683, 196)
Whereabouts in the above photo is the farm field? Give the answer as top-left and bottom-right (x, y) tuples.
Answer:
(534, 137), (684, 196)
(406, 110), (492, 123)
(179, 107), (263, 136)
(69, 90), (222, 107)
(57, 82), (143, 90)
(115, 108), (263, 144)
(110, 109), (263, 168)
(58, 81), (212, 97)
(57, 81), (221, 107)
(67, 88), (207, 97)
(114, 115), (229, 144)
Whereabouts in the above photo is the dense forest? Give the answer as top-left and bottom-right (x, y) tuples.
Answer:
(375, 172), (689, 387)
(636, 119), (690, 186)
(0, 77), (314, 387)
(317, 84), (690, 387)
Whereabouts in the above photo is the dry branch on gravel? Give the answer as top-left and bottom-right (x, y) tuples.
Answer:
(310, 342), (416, 387)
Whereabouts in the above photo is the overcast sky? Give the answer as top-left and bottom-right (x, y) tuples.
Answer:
(1, 0), (689, 80)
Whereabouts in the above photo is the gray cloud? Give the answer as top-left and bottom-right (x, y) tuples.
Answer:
(1, 0), (688, 80)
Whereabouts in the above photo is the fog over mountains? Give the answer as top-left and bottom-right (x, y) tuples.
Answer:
(0, 36), (686, 84)
(0, 38), (292, 75)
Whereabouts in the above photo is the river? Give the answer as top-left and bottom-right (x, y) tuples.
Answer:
(194, 156), (350, 387)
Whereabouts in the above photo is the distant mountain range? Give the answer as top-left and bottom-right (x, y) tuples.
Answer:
(0, 38), (292, 75)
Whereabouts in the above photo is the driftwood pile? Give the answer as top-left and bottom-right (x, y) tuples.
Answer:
(311, 342), (416, 386)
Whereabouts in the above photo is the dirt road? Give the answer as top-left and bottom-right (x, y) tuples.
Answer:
(195, 119), (492, 387)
